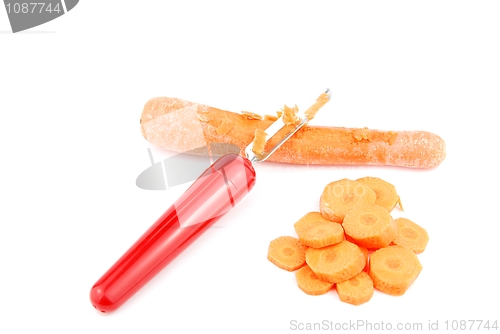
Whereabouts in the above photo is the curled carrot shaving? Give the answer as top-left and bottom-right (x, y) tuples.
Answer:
(251, 128), (268, 155)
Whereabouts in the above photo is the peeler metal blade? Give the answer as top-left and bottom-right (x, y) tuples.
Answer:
(245, 88), (332, 163)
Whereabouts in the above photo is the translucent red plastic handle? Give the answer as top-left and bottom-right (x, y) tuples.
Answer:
(90, 154), (256, 312)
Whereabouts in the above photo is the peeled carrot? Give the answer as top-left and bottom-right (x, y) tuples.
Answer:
(392, 218), (429, 254)
(342, 204), (398, 249)
(305, 240), (365, 283)
(267, 236), (308, 271)
(295, 264), (334, 296)
(140, 97), (446, 168)
(369, 245), (422, 296)
(356, 177), (402, 212)
(336, 271), (374, 306)
(294, 212), (344, 248)
(320, 179), (376, 223)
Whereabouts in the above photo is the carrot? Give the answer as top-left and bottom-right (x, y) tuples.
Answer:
(342, 204), (398, 249)
(295, 264), (334, 296)
(356, 177), (402, 212)
(392, 218), (429, 254)
(267, 236), (308, 271)
(336, 271), (374, 306)
(305, 240), (365, 283)
(320, 179), (376, 223)
(140, 97), (446, 168)
(294, 212), (344, 248)
(369, 245), (422, 296)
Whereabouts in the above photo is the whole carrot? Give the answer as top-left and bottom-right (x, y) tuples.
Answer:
(140, 97), (446, 168)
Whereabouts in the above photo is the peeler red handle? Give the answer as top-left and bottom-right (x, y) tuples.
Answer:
(90, 154), (256, 312)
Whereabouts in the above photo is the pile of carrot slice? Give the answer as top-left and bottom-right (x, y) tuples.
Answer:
(267, 177), (429, 305)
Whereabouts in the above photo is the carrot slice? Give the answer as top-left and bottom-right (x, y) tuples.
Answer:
(392, 218), (429, 253)
(267, 236), (308, 271)
(342, 204), (398, 249)
(356, 176), (401, 212)
(320, 179), (376, 223)
(369, 245), (422, 296)
(295, 264), (334, 295)
(305, 240), (365, 283)
(336, 271), (374, 305)
(294, 212), (344, 248)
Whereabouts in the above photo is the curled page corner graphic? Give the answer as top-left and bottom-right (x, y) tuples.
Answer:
(4, 0), (79, 33)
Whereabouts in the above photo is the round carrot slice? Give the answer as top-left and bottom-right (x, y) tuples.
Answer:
(369, 245), (422, 296)
(392, 218), (429, 253)
(343, 204), (398, 249)
(336, 271), (374, 306)
(267, 236), (308, 271)
(305, 240), (365, 283)
(320, 179), (376, 223)
(294, 212), (344, 248)
(295, 264), (334, 295)
(356, 176), (401, 212)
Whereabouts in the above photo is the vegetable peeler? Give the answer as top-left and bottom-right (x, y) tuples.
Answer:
(90, 89), (332, 312)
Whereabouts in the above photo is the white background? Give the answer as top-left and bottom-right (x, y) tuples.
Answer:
(1, 1), (499, 333)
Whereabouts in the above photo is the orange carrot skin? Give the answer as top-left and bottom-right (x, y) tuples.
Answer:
(140, 98), (446, 168)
